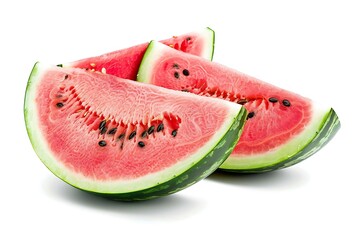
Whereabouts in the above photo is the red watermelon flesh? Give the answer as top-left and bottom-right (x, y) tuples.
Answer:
(24, 62), (246, 200)
(137, 41), (340, 172)
(63, 28), (214, 80)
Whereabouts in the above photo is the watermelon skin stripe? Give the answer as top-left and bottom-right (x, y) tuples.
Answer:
(219, 108), (340, 173)
(89, 107), (247, 201)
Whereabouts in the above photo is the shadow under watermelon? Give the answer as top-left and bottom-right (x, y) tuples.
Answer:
(42, 175), (205, 220)
(206, 167), (310, 190)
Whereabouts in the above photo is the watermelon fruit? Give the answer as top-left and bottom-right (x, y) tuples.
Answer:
(62, 28), (215, 80)
(137, 41), (341, 173)
(24, 62), (247, 201)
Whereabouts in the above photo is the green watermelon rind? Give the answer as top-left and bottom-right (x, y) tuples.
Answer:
(24, 62), (247, 201)
(219, 108), (340, 173)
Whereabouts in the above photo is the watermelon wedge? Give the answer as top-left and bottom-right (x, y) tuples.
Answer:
(137, 41), (341, 173)
(62, 28), (215, 80)
(24, 62), (247, 201)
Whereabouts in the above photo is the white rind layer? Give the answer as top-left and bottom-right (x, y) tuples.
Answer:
(199, 27), (215, 60)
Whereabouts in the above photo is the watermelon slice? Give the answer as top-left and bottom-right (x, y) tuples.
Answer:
(137, 41), (341, 173)
(24, 62), (247, 201)
(62, 28), (215, 80)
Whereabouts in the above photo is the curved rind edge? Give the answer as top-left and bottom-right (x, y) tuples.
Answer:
(136, 40), (157, 83)
(205, 27), (215, 61)
(219, 108), (340, 173)
(24, 62), (40, 150)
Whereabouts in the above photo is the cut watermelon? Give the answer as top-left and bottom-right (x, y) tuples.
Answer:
(24, 62), (247, 200)
(62, 28), (215, 80)
(137, 41), (341, 173)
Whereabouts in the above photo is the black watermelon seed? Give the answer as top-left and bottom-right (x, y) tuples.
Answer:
(98, 140), (107, 147)
(107, 128), (117, 135)
(56, 102), (64, 108)
(269, 97), (278, 103)
(120, 142), (124, 150)
(237, 99), (248, 105)
(282, 99), (291, 107)
(138, 141), (145, 148)
(247, 111), (255, 119)
(99, 120), (107, 130)
(186, 37), (191, 41)
(57, 64), (63, 67)
(174, 72), (180, 79)
(64, 74), (69, 80)
(157, 123), (164, 132)
(182, 69), (190, 76)
(181, 89), (189, 92)
(141, 130), (148, 138)
(100, 127), (108, 135)
(172, 129), (178, 137)
(117, 133), (125, 140)
(147, 126), (155, 135)
(173, 63), (179, 69)
(128, 131), (137, 140)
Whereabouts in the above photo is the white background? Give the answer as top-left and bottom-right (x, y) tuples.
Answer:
(1, 0), (359, 239)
